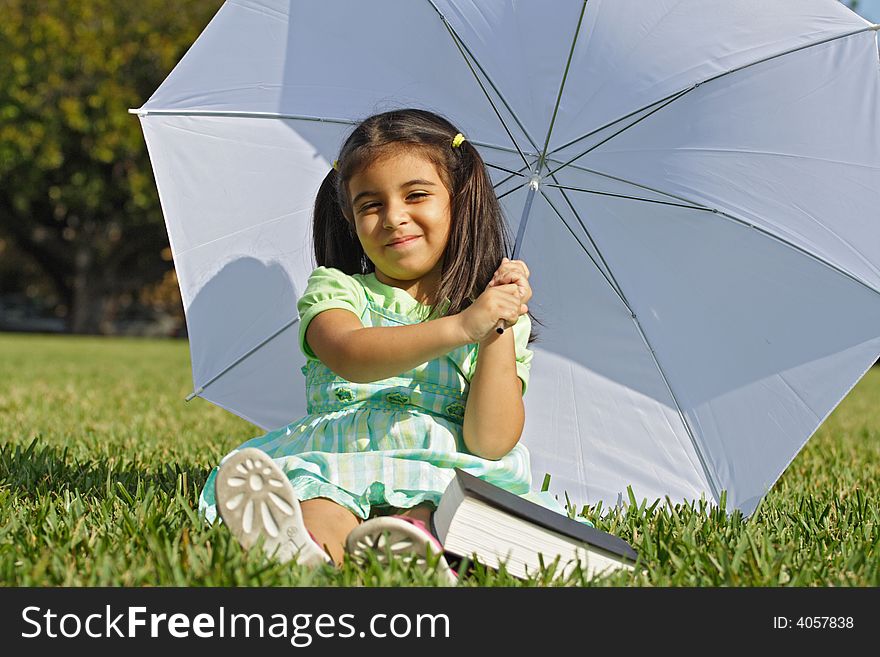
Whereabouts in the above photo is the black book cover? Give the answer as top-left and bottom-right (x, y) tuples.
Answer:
(448, 468), (639, 562)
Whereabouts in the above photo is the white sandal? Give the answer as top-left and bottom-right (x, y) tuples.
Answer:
(214, 447), (330, 567)
(345, 515), (457, 585)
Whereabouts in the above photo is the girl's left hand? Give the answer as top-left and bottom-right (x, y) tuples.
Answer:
(487, 257), (531, 315)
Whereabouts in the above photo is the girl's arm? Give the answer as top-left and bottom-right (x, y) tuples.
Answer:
(462, 257), (532, 459)
(306, 309), (471, 383)
(306, 267), (526, 384)
(461, 328), (524, 460)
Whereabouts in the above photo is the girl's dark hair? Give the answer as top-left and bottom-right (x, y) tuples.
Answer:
(312, 108), (540, 344)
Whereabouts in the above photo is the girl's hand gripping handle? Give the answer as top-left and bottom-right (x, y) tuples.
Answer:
(488, 258), (532, 334)
(459, 258), (532, 343)
(458, 283), (524, 343)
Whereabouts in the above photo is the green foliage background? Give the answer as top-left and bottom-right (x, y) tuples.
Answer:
(0, 0), (222, 331)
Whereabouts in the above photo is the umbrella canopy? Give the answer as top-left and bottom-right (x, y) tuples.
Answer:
(133, 0), (880, 517)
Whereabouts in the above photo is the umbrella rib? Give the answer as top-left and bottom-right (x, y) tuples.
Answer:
(539, 143), (680, 310)
(507, 0), (605, 262)
(425, 0), (542, 165)
(543, 23), (880, 169)
(493, 152), (628, 199)
(544, 88), (693, 179)
(543, 155), (747, 212)
(538, 0), (588, 169)
(540, 122), (692, 303)
(477, 143), (538, 190)
(553, 169), (880, 300)
(497, 181), (528, 201)
(493, 170), (523, 190)
(544, 89), (689, 159)
(185, 317), (299, 402)
(133, 109), (533, 161)
(537, 188), (626, 307)
(434, 22), (531, 171)
(129, 109), (361, 124)
(544, 183), (709, 212)
(493, 161), (536, 191)
(484, 162), (530, 179)
(472, 140), (540, 160)
(538, 188), (723, 504)
(548, 183), (626, 299)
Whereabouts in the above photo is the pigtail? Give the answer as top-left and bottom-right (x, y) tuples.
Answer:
(438, 140), (509, 312)
(312, 168), (370, 275)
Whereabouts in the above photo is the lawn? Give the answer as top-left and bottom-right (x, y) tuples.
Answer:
(1, 333), (877, 586)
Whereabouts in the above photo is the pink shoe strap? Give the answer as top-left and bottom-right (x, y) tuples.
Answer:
(390, 515), (443, 551)
(389, 515), (458, 579)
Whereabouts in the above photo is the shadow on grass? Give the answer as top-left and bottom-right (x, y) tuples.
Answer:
(0, 437), (211, 502)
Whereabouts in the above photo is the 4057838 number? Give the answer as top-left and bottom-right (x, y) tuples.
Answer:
(796, 617), (853, 629)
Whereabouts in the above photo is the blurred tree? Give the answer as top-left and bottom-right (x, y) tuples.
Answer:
(0, 0), (222, 333)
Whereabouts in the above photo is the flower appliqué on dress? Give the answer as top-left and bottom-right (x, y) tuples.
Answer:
(384, 391), (410, 405)
(444, 402), (465, 420)
(334, 387), (355, 403)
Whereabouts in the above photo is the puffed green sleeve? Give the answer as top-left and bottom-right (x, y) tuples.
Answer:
(297, 266), (366, 360)
(511, 313), (534, 396)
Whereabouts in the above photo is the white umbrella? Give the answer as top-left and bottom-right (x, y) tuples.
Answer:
(132, 0), (880, 518)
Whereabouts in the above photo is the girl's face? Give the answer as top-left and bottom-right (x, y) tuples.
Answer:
(347, 150), (452, 303)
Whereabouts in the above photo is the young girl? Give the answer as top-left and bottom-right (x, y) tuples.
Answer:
(198, 109), (544, 583)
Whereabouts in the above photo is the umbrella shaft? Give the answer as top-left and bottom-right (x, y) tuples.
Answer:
(512, 178), (540, 260)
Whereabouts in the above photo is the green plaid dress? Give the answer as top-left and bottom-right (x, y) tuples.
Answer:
(199, 266), (537, 522)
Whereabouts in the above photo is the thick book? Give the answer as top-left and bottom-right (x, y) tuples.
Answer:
(432, 469), (639, 580)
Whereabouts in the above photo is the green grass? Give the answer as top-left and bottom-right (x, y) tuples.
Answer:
(1, 333), (878, 586)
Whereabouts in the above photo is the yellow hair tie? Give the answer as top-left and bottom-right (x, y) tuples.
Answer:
(332, 160), (339, 171)
(451, 133), (466, 148)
